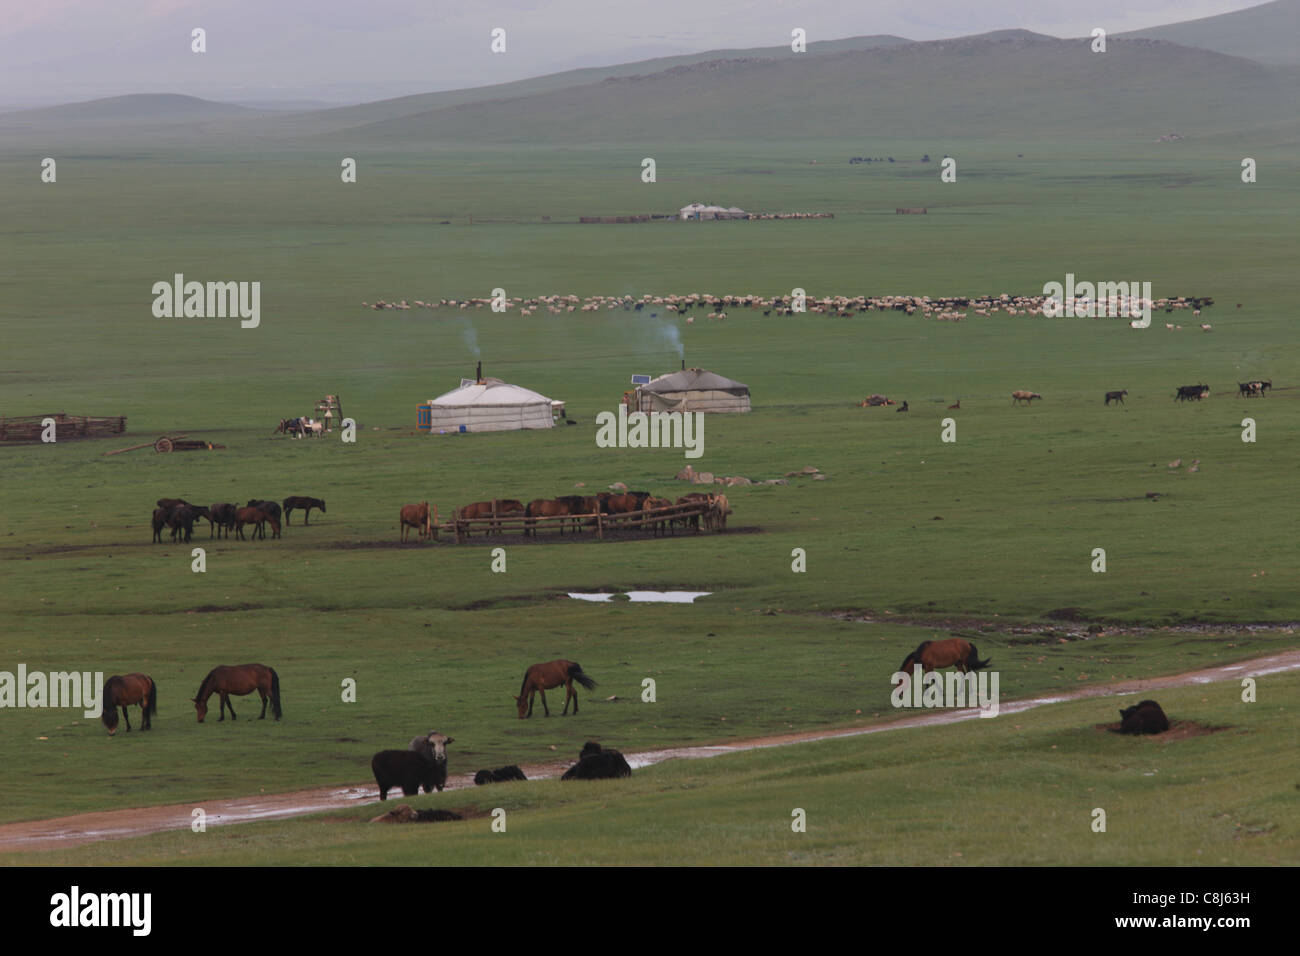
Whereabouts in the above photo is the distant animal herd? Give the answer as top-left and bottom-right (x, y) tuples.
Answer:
(871, 379), (1277, 413)
(150, 496), (325, 543)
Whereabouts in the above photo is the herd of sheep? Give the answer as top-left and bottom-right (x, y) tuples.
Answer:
(359, 290), (1220, 322)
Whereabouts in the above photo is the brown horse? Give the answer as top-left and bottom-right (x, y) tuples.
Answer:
(514, 660), (597, 718)
(642, 496), (676, 536)
(898, 638), (991, 676)
(192, 664), (281, 722)
(676, 493), (714, 532)
(400, 502), (431, 541)
(101, 673), (157, 736)
(460, 499), (524, 536)
(524, 498), (571, 536)
(234, 506), (279, 540)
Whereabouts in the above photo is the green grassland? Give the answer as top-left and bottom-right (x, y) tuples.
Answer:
(1, 72), (1298, 865)
(25, 674), (1299, 866)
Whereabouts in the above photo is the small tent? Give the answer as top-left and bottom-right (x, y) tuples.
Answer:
(418, 377), (558, 433)
(635, 368), (751, 414)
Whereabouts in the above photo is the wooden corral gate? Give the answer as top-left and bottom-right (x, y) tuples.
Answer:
(440, 499), (725, 542)
(0, 413), (126, 443)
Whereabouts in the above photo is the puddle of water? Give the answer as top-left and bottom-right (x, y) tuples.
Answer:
(568, 591), (711, 603)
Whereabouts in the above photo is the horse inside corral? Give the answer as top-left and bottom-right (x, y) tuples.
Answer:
(459, 499), (524, 536)
(101, 673), (157, 736)
(192, 663), (281, 722)
(514, 659), (596, 718)
(524, 498), (572, 536)
(898, 638), (991, 676)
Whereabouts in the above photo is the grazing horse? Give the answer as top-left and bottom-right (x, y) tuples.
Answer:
(234, 506), (279, 541)
(400, 502), (431, 541)
(1011, 390), (1042, 405)
(192, 663), (281, 722)
(514, 660), (597, 718)
(209, 502), (237, 538)
(151, 507), (169, 543)
(1104, 390), (1128, 405)
(156, 498), (193, 511)
(166, 504), (207, 543)
(247, 499), (282, 538)
(898, 638), (991, 676)
(282, 496), (326, 525)
(524, 497), (572, 536)
(101, 673), (157, 736)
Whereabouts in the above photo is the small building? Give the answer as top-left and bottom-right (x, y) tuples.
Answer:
(633, 368), (751, 414)
(679, 202), (707, 220)
(418, 378), (560, 433)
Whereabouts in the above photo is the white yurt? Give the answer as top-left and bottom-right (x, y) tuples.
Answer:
(635, 368), (751, 413)
(418, 377), (558, 433)
(679, 202), (707, 220)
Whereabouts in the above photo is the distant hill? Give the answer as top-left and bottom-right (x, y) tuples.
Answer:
(1118, 0), (1300, 65)
(4, 93), (255, 122)
(327, 33), (1294, 145)
(269, 34), (911, 134)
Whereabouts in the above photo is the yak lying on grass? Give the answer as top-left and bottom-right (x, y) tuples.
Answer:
(1117, 699), (1170, 735)
(561, 741), (632, 780)
(474, 765), (528, 785)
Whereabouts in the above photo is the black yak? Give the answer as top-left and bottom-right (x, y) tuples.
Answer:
(561, 741), (632, 780)
(474, 765), (528, 785)
(1117, 699), (1169, 735)
(372, 732), (454, 800)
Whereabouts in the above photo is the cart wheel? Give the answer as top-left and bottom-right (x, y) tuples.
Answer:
(154, 437), (173, 453)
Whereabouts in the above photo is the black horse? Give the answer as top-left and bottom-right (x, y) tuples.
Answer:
(282, 496), (326, 525)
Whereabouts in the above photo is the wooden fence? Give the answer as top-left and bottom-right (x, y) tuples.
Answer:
(438, 500), (722, 542)
(0, 413), (127, 443)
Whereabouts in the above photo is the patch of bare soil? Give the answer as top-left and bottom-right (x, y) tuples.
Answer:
(1097, 719), (1232, 740)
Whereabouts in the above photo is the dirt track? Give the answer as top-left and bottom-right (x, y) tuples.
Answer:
(3, 648), (1297, 854)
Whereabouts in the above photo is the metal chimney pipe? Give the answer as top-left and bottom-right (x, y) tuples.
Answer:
(476, 361), (483, 383)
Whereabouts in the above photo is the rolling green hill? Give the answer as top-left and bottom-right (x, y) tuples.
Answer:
(1119, 0), (1300, 65)
(330, 33), (1296, 146)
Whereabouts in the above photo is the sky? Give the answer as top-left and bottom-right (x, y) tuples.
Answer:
(0, 0), (1274, 109)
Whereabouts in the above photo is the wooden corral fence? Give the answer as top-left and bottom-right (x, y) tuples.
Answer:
(0, 413), (126, 443)
(440, 499), (724, 543)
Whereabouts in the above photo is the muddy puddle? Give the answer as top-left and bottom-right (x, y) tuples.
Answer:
(568, 591), (711, 603)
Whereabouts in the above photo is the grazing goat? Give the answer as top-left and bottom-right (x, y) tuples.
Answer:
(561, 741), (632, 780)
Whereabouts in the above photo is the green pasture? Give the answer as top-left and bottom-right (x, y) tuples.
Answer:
(1, 133), (1297, 860)
(24, 673), (1299, 866)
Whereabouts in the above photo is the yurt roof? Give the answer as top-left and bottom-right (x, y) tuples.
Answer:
(429, 379), (555, 407)
(642, 367), (749, 393)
